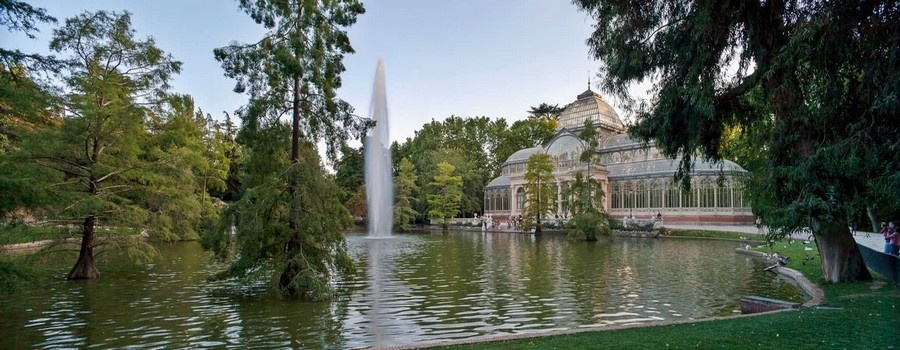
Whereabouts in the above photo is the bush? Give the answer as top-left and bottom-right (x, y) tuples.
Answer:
(568, 210), (611, 241)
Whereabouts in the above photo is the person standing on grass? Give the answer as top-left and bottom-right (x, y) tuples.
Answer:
(888, 225), (900, 257)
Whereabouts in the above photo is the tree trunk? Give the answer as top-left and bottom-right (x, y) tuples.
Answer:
(866, 205), (878, 233)
(278, 237), (303, 295)
(67, 215), (99, 280)
(813, 218), (872, 283)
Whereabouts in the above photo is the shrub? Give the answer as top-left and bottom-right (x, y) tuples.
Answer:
(568, 210), (611, 241)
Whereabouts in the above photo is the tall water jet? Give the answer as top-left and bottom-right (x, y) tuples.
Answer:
(364, 60), (393, 237)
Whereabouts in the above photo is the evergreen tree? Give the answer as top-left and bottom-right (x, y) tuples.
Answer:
(0, 1), (60, 153)
(1, 11), (183, 279)
(393, 157), (418, 232)
(521, 153), (556, 235)
(528, 102), (565, 120)
(206, 0), (366, 298)
(575, 0), (899, 282)
(427, 161), (462, 232)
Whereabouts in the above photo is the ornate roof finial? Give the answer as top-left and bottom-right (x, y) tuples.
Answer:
(587, 70), (591, 90)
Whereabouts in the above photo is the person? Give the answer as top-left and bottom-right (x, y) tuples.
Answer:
(756, 217), (763, 235)
(888, 226), (900, 256)
(882, 222), (892, 254)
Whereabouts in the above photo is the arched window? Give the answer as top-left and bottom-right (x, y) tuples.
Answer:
(681, 183), (695, 208)
(666, 181), (680, 207)
(516, 187), (525, 210)
(611, 183), (621, 209)
(623, 182), (634, 209)
(502, 189), (510, 211)
(734, 183), (747, 207)
(717, 180), (732, 208)
(649, 181), (663, 208)
(635, 181), (647, 208)
(700, 179), (715, 207)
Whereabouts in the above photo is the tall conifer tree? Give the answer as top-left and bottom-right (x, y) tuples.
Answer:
(205, 0), (367, 298)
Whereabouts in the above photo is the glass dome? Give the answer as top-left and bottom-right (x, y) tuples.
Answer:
(556, 89), (625, 134)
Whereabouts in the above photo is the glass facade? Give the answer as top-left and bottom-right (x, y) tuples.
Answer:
(606, 177), (749, 210)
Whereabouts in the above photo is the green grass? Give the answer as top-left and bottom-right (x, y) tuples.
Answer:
(0, 225), (76, 245)
(666, 228), (766, 242)
(435, 238), (900, 349)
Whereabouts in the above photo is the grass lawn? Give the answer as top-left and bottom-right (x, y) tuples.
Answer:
(0, 225), (77, 245)
(435, 239), (900, 349)
(665, 228), (766, 242)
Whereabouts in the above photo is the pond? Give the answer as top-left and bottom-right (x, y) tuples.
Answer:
(0, 231), (805, 348)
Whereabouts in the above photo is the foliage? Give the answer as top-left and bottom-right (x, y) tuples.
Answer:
(427, 161), (462, 230)
(521, 153), (555, 234)
(493, 116), (557, 165)
(393, 157), (418, 231)
(566, 120), (605, 215)
(392, 115), (555, 221)
(0, 224), (73, 245)
(145, 94), (226, 241)
(203, 141), (353, 300)
(344, 184), (367, 220)
(0, 258), (37, 294)
(0, 11), (190, 280)
(567, 208), (610, 241)
(209, 0), (366, 298)
(574, 0), (898, 282)
(0, 0), (60, 73)
(334, 143), (364, 203)
(0, 1), (61, 154)
(213, 0), (370, 163)
(528, 102), (565, 119)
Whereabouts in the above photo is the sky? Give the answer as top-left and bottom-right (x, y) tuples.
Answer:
(4, 0), (623, 146)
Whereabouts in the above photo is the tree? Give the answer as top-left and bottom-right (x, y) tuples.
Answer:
(394, 157), (418, 232)
(146, 94), (226, 240)
(344, 184), (367, 220)
(0, 1), (60, 153)
(528, 103), (565, 120)
(575, 0), (898, 282)
(427, 161), (462, 232)
(521, 153), (555, 235)
(1, 11), (183, 279)
(334, 143), (364, 204)
(569, 120), (605, 214)
(206, 0), (367, 298)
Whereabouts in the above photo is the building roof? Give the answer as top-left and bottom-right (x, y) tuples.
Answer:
(607, 158), (748, 180)
(503, 146), (542, 164)
(597, 133), (649, 151)
(556, 89), (626, 134)
(485, 175), (511, 189)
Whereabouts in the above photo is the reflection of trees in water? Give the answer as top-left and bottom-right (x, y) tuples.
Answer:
(2, 235), (805, 348)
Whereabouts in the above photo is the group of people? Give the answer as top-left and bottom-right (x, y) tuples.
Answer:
(881, 222), (900, 256)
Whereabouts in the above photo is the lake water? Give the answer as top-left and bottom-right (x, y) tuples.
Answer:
(0, 231), (805, 348)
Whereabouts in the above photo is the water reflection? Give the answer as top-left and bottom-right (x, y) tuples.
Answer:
(0, 232), (804, 348)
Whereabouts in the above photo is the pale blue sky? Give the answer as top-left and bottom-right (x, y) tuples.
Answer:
(4, 1), (623, 144)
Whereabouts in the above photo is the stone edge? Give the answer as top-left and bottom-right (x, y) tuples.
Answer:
(734, 248), (825, 307)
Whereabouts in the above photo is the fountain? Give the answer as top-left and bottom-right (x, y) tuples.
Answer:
(364, 60), (393, 237)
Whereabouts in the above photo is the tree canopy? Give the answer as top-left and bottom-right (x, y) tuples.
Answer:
(204, 0), (366, 298)
(427, 161), (462, 231)
(574, 0), (898, 282)
(521, 153), (556, 235)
